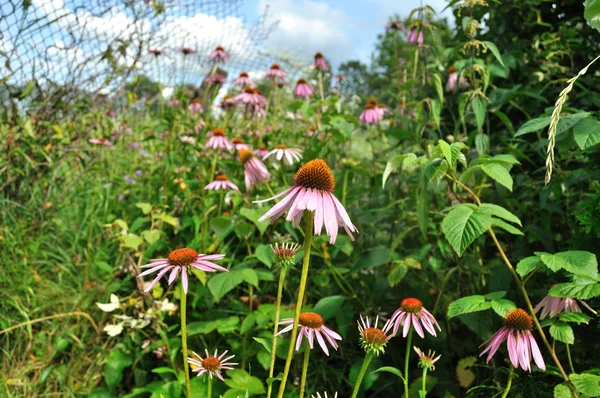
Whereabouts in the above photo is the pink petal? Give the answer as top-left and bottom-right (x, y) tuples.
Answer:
(315, 330), (329, 356)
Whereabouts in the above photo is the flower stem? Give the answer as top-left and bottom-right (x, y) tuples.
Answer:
(299, 343), (311, 398)
(404, 328), (413, 398)
(207, 376), (213, 398)
(267, 265), (288, 398)
(421, 367), (428, 397)
(351, 351), (374, 398)
(318, 71), (325, 101)
(277, 211), (315, 398)
(501, 365), (514, 398)
(566, 343), (575, 374)
(210, 152), (219, 183)
(180, 290), (192, 398)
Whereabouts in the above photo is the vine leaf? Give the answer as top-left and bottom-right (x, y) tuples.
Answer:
(442, 205), (492, 256)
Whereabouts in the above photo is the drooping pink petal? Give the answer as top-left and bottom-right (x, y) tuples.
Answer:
(315, 330), (329, 356)
(527, 332), (545, 370)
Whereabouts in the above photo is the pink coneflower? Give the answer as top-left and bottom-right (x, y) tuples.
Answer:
(263, 145), (303, 166)
(314, 52), (329, 71)
(312, 393), (338, 398)
(89, 138), (113, 146)
(139, 248), (226, 294)
(239, 149), (270, 190)
(209, 45), (230, 63)
(220, 94), (236, 111)
(205, 73), (226, 85)
(235, 87), (267, 106)
(254, 159), (358, 244)
(534, 294), (597, 319)
(266, 63), (286, 79)
(204, 175), (240, 192)
(271, 242), (301, 268)
(446, 66), (468, 92)
(233, 72), (255, 87)
(254, 146), (269, 158)
(179, 135), (196, 146)
(359, 103), (383, 125)
(188, 349), (238, 381)
(414, 347), (441, 371)
(390, 298), (441, 338)
(358, 315), (394, 355)
(334, 75), (347, 82)
(407, 28), (423, 45)
(148, 49), (165, 56)
(276, 312), (342, 356)
(167, 97), (180, 108)
(294, 78), (314, 99)
(177, 47), (197, 55)
(386, 21), (406, 32)
(232, 138), (251, 151)
(205, 128), (234, 152)
(188, 98), (203, 115)
(118, 123), (132, 135)
(480, 308), (546, 372)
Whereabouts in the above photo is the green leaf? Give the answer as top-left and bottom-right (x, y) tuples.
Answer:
(151, 367), (177, 375)
(549, 280), (600, 300)
(549, 323), (574, 344)
(313, 296), (346, 320)
(554, 384), (572, 398)
(20, 80), (35, 99)
(558, 312), (592, 325)
(239, 208), (270, 235)
(388, 261), (408, 287)
(491, 218), (523, 235)
(104, 349), (132, 388)
(136, 202), (153, 215)
(431, 73), (444, 105)
(475, 133), (490, 155)
(585, 0), (600, 32)
(239, 268), (259, 287)
(570, 373), (600, 396)
(253, 337), (272, 354)
(442, 205), (492, 256)
(121, 234), (143, 251)
(430, 99), (441, 130)
(484, 291), (506, 300)
(353, 246), (390, 269)
(382, 153), (417, 187)
(515, 116), (551, 137)
(491, 299), (516, 317)
(481, 162), (513, 191)
(224, 369), (266, 395)
(573, 118), (600, 150)
(141, 229), (161, 245)
(483, 41), (505, 67)
(478, 203), (521, 226)
(207, 270), (246, 302)
(471, 97), (487, 132)
(516, 256), (541, 277)
(187, 317), (239, 336)
(254, 244), (274, 268)
(447, 295), (492, 318)
(371, 366), (405, 381)
(540, 251), (598, 277)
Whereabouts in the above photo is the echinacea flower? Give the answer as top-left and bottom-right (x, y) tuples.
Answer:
(359, 103), (383, 125)
(239, 149), (270, 191)
(209, 45), (230, 63)
(407, 28), (423, 45)
(266, 63), (286, 79)
(188, 98), (203, 114)
(148, 49), (165, 56)
(376, 104), (391, 118)
(390, 298), (441, 338)
(263, 145), (303, 165)
(89, 138), (113, 146)
(294, 78), (314, 99)
(205, 128), (234, 152)
(204, 175), (239, 192)
(276, 312), (342, 355)
(314, 52), (329, 70)
(167, 97), (180, 108)
(446, 66), (468, 92)
(254, 159), (358, 244)
(271, 242), (300, 268)
(194, 119), (206, 133)
(233, 72), (255, 87)
(179, 135), (196, 146)
(334, 75), (347, 82)
(254, 146), (269, 158)
(205, 73), (226, 85)
(534, 294), (597, 319)
(232, 138), (251, 151)
(220, 94), (236, 110)
(235, 87), (267, 106)
(386, 21), (406, 32)
(177, 47), (197, 55)
(413, 347), (441, 371)
(358, 315), (394, 355)
(312, 393), (338, 398)
(188, 349), (238, 381)
(480, 308), (546, 372)
(139, 248), (227, 294)
(118, 123), (132, 135)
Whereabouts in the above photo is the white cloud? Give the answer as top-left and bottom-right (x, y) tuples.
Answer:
(258, 0), (354, 67)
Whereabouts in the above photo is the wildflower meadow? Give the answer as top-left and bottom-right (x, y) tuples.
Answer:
(2, 0), (600, 397)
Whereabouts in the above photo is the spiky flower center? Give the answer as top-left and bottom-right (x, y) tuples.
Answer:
(239, 149), (253, 164)
(504, 308), (533, 331)
(294, 159), (335, 192)
(448, 66), (457, 73)
(191, 98), (200, 104)
(213, 128), (225, 136)
(223, 94), (232, 100)
(315, 52), (324, 59)
(232, 138), (244, 144)
(240, 72), (249, 77)
(270, 63), (280, 69)
(363, 328), (387, 345)
(367, 98), (377, 105)
(255, 89), (264, 96)
(243, 87), (255, 94)
(215, 46), (224, 51)
(401, 298), (423, 313)
(275, 144), (288, 150)
(260, 146), (268, 151)
(299, 312), (324, 329)
(216, 175), (228, 181)
(202, 357), (221, 371)
(167, 248), (198, 267)
(364, 103), (376, 110)
(297, 78), (307, 85)
(275, 248), (295, 258)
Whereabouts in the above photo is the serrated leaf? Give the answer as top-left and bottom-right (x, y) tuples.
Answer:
(516, 256), (541, 277)
(550, 323), (574, 344)
(481, 162), (513, 191)
(558, 312), (592, 325)
(141, 229), (161, 245)
(447, 295), (492, 318)
(432, 73), (444, 105)
(471, 97), (487, 132)
(442, 205), (492, 256)
(515, 117), (551, 137)
(484, 291), (506, 300)
(478, 203), (521, 226)
(382, 153), (417, 187)
(207, 270), (245, 302)
(483, 41), (505, 67)
(491, 299), (516, 317)
(239, 208), (270, 235)
(573, 118), (600, 150)
(570, 373), (600, 396)
(491, 218), (523, 235)
(549, 280), (600, 300)
(136, 202), (153, 215)
(254, 244), (274, 268)
(253, 337), (272, 354)
(585, 0), (600, 32)
(313, 295), (346, 320)
(121, 234), (143, 251)
(388, 261), (408, 287)
(540, 251), (598, 277)
(554, 384), (571, 398)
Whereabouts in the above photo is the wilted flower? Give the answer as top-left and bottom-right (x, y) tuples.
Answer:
(220, 94), (236, 110)
(254, 159), (358, 244)
(254, 146), (269, 158)
(312, 393), (338, 398)
(314, 52), (329, 70)
(89, 137), (113, 146)
(205, 73), (226, 85)
(263, 145), (303, 166)
(205, 128), (234, 152)
(188, 349), (238, 381)
(266, 63), (286, 79)
(534, 295), (596, 319)
(179, 135), (197, 146)
(239, 149), (270, 191)
(118, 123), (132, 135)
(167, 96), (180, 108)
(233, 72), (255, 87)
(188, 98), (203, 114)
(271, 242), (301, 268)
(138, 248), (227, 294)
(194, 119), (206, 133)
(148, 49), (165, 56)
(334, 75), (347, 82)
(276, 312), (342, 356)
(96, 293), (121, 312)
(414, 347), (441, 371)
(294, 78), (314, 99)
(358, 315), (394, 355)
(209, 45), (230, 63)
(386, 21), (406, 32)
(359, 103), (382, 125)
(446, 66), (468, 92)
(390, 298), (441, 338)
(177, 46), (197, 55)
(232, 138), (251, 151)
(204, 175), (240, 192)
(480, 308), (545, 372)
(407, 28), (423, 45)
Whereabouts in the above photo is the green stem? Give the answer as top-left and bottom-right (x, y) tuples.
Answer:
(318, 71), (325, 101)
(299, 343), (311, 398)
(277, 212), (315, 398)
(566, 343), (575, 374)
(267, 266), (288, 398)
(210, 152), (219, 183)
(217, 190), (224, 216)
(180, 291), (192, 398)
(351, 351), (374, 398)
(501, 365), (514, 398)
(404, 328), (413, 398)
(421, 367), (428, 397)
(207, 376), (213, 398)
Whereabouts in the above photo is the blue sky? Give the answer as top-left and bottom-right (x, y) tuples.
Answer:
(241, 0), (453, 68)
